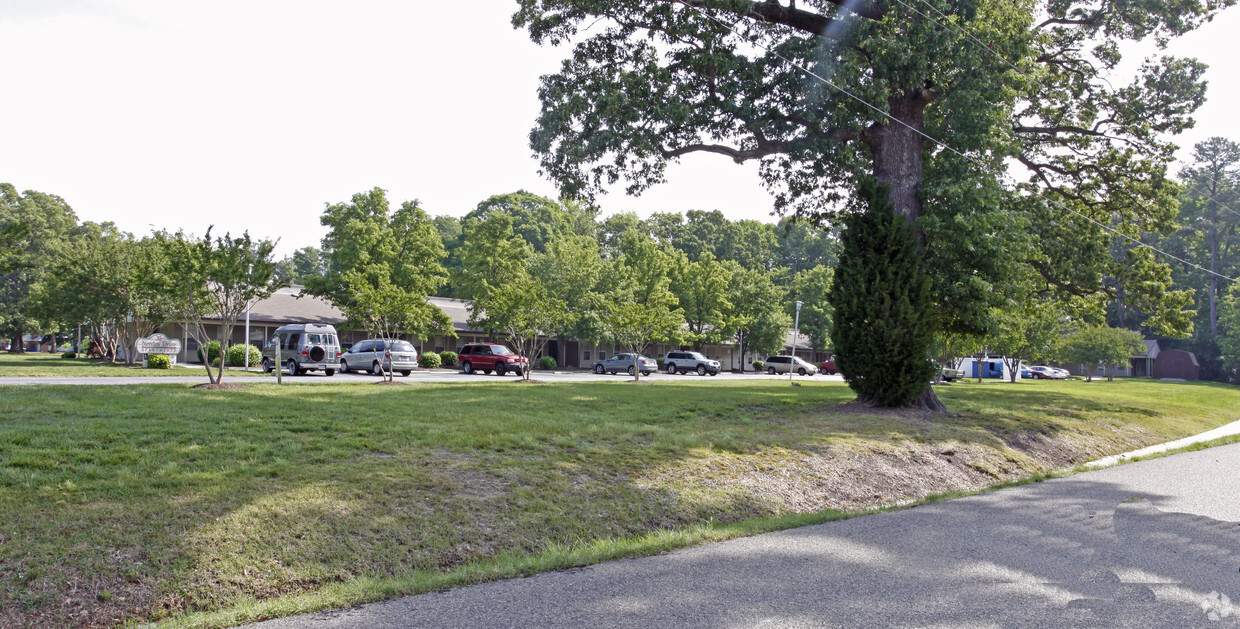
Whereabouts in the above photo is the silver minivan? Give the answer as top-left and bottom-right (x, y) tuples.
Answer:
(764, 355), (818, 376)
(261, 323), (341, 376)
(339, 339), (419, 376)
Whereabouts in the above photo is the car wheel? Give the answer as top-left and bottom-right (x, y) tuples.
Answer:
(262, 358), (272, 373)
(400, 370), (411, 377)
(798, 367), (807, 376)
(373, 362), (384, 376)
(627, 365), (635, 376)
(594, 364), (605, 374)
(325, 369), (335, 376)
(514, 368), (523, 377)
(463, 361), (473, 374)
(642, 371), (651, 377)
(709, 370), (718, 376)
(696, 365), (707, 376)
(339, 360), (350, 374)
(768, 367), (777, 375)
(287, 359), (299, 376)
(496, 363), (506, 377)
(667, 363), (677, 375)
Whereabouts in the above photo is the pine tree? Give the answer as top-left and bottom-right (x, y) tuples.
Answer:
(830, 180), (938, 409)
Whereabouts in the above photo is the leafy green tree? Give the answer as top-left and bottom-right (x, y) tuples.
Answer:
(830, 181), (937, 409)
(160, 229), (282, 384)
(453, 211), (532, 334)
(725, 262), (791, 371)
(0, 183), (81, 352)
(465, 191), (597, 253)
(274, 246), (330, 284)
(604, 231), (685, 380)
(597, 211), (644, 257)
(530, 232), (608, 354)
(986, 299), (1065, 382)
(1059, 325), (1146, 382)
(1219, 282), (1240, 383)
(479, 271), (570, 381)
(33, 228), (176, 365)
(670, 251), (734, 350)
(307, 188), (453, 381)
(775, 217), (839, 280)
(515, 0), (1223, 405)
(788, 265), (834, 353)
(1155, 137), (1240, 380)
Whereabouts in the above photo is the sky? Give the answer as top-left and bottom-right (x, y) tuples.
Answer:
(2, 0), (1237, 258)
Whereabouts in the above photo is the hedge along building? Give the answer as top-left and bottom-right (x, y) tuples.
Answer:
(166, 285), (828, 371)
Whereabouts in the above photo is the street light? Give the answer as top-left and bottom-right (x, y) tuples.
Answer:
(790, 300), (803, 384)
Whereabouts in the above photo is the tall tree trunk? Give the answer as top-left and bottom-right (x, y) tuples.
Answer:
(863, 91), (945, 412)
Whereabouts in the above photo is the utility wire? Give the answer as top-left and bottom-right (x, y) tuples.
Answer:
(675, 0), (1237, 283)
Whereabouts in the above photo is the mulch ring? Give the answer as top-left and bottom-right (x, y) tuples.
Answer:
(373, 380), (408, 386)
(191, 383), (250, 390)
(512, 379), (546, 384)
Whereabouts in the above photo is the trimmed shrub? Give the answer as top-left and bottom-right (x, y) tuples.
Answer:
(226, 344), (262, 367)
(829, 179), (937, 408)
(146, 354), (172, 369)
(752, 360), (765, 371)
(439, 351), (458, 367)
(62, 351), (77, 359)
(537, 356), (557, 370)
(419, 352), (442, 369)
(196, 340), (222, 365)
(656, 357), (665, 369)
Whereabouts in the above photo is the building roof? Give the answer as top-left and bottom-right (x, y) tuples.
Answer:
(1137, 339), (1160, 359)
(244, 286), (346, 325)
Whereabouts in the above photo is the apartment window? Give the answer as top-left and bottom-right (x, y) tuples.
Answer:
(583, 350), (591, 360)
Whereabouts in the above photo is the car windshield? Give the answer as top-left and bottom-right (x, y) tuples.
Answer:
(490, 345), (513, 355)
(390, 341), (415, 352)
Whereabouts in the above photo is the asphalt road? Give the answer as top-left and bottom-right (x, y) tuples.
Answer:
(0, 369), (840, 386)
(247, 443), (1240, 629)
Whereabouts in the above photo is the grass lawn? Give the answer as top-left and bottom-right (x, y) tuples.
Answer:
(0, 352), (268, 377)
(1, 377), (1238, 628)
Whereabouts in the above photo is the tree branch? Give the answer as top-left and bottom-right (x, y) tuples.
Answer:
(681, 0), (884, 36)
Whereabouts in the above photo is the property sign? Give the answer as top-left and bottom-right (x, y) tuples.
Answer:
(135, 333), (182, 355)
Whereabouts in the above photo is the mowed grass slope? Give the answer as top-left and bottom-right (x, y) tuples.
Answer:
(1, 378), (1238, 628)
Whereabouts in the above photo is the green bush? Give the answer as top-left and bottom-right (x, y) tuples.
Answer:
(419, 352), (442, 369)
(439, 351), (458, 367)
(196, 340), (222, 365)
(146, 354), (172, 370)
(537, 356), (557, 370)
(752, 360), (765, 371)
(656, 357), (665, 369)
(62, 351), (77, 359)
(226, 343), (262, 367)
(829, 179), (937, 408)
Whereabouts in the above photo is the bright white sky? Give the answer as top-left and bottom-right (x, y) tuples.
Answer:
(2, 0), (1237, 258)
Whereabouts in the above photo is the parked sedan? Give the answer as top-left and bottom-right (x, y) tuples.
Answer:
(1027, 365), (1068, 380)
(593, 353), (657, 376)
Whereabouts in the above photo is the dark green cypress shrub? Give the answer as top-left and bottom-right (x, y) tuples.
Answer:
(828, 180), (937, 407)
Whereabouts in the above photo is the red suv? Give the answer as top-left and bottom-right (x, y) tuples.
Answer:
(458, 343), (529, 377)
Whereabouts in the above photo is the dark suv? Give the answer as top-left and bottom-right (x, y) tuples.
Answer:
(458, 343), (528, 377)
(663, 350), (721, 376)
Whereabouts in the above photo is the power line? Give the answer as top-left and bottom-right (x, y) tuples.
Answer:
(675, 0), (1237, 283)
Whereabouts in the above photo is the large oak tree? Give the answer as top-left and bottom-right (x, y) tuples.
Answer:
(514, 0), (1227, 406)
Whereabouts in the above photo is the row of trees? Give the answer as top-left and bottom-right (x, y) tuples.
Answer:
(296, 189), (827, 381)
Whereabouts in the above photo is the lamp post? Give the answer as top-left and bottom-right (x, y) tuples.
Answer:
(790, 300), (803, 384)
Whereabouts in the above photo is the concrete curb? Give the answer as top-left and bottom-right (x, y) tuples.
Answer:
(1085, 418), (1240, 468)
